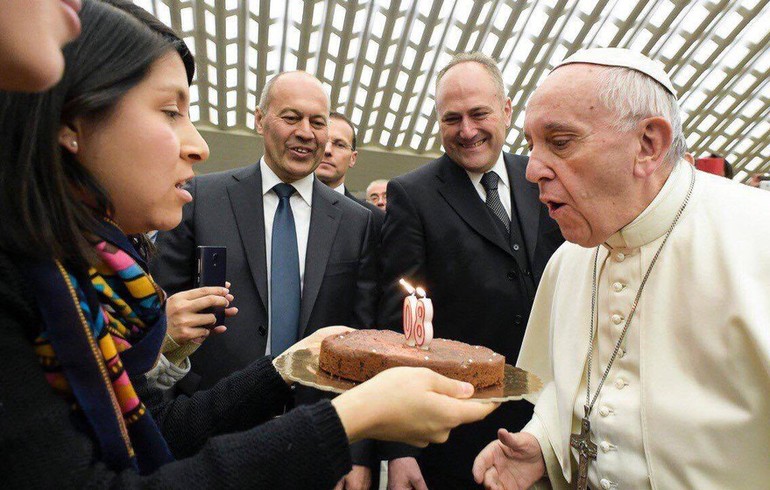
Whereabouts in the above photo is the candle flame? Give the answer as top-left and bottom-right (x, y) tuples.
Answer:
(399, 278), (416, 295)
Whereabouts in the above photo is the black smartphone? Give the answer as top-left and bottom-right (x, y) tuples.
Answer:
(195, 246), (227, 327)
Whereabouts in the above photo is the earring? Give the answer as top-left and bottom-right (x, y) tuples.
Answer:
(71, 140), (78, 149)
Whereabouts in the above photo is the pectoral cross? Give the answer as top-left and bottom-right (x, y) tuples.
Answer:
(570, 407), (597, 490)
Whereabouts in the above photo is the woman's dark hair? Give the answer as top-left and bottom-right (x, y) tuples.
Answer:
(0, 0), (194, 268)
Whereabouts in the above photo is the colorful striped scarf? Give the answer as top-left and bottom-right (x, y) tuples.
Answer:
(29, 220), (174, 474)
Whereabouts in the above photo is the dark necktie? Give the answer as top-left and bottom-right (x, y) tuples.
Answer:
(480, 171), (510, 234)
(270, 183), (301, 355)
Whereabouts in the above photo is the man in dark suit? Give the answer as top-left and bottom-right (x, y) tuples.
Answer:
(313, 115), (384, 490)
(151, 71), (378, 393)
(316, 111), (385, 233)
(379, 53), (564, 489)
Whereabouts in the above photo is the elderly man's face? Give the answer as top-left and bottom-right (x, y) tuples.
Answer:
(367, 182), (387, 209)
(524, 65), (640, 247)
(256, 72), (329, 183)
(436, 62), (512, 173)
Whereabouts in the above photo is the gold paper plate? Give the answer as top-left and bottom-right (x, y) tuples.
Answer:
(274, 340), (543, 403)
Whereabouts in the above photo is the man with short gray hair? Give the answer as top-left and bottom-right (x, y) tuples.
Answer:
(152, 71), (378, 399)
(473, 48), (770, 489)
(379, 52), (563, 489)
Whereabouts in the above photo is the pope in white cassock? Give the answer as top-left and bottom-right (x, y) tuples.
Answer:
(473, 48), (770, 490)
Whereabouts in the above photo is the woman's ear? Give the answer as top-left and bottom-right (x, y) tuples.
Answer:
(58, 124), (80, 154)
(633, 116), (673, 178)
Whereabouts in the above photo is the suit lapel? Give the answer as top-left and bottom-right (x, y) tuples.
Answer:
(299, 180), (342, 336)
(436, 155), (513, 257)
(506, 153), (541, 265)
(227, 165), (268, 311)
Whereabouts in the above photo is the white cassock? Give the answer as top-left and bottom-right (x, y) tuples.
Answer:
(518, 161), (770, 490)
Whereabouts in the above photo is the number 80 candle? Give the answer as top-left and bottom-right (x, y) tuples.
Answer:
(399, 279), (434, 350)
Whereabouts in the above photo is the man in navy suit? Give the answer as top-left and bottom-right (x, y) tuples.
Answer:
(379, 53), (564, 489)
(151, 70), (377, 390)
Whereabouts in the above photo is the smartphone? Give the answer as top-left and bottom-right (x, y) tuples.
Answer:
(195, 246), (227, 327)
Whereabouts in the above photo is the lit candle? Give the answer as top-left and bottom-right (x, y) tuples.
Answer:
(400, 278), (418, 346)
(414, 287), (434, 350)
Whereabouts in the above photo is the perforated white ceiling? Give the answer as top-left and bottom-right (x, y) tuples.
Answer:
(133, 0), (770, 181)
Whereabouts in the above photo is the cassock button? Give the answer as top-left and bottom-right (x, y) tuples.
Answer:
(600, 441), (611, 453)
(612, 282), (624, 292)
(514, 315), (523, 326)
(513, 243), (520, 251)
(615, 252), (625, 262)
(611, 314), (623, 325)
(599, 406), (611, 417)
(507, 270), (517, 281)
(615, 378), (626, 390)
(258, 325), (267, 336)
(600, 478), (613, 489)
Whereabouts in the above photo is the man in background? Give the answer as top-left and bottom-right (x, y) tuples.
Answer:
(378, 52), (563, 489)
(366, 179), (388, 210)
(315, 111), (383, 490)
(316, 112), (385, 233)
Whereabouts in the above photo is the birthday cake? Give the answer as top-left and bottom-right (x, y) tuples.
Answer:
(318, 329), (505, 388)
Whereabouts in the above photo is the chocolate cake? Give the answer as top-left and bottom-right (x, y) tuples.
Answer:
(319, 329), (505, 388)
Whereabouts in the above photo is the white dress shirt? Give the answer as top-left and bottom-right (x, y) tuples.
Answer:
(465, 152), (512, 220)
(333, 183), (346, 195)
(261, 158), (314, 355)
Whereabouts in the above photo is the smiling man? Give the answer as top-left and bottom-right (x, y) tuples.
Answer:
(473, 48), (770, 490)
(151, 71), (378, 397)
(377, 52), (564, 489)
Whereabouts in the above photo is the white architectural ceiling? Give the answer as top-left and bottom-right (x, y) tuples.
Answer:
(132, 0), (770, 181)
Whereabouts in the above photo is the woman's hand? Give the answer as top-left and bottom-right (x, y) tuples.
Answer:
(332, 367), (499, 447)
(165, 281), (237, 345)
(273, 326), (354, 384)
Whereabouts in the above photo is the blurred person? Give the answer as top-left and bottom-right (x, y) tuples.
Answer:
(748, 173), (770, 190)
(151, 71), (379, 397)
(694, 153), (734, 179)
(0, 0), (82, 91)
(0, 2), (499, 487)
(366, 179), (388, 210)
(474, 48), (770, 490)
(379, 52), (564, 489)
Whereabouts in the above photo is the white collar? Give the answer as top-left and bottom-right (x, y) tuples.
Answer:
(260, 157), (314, 206)
(333, 183), (346, 195)
(605, 161), (691, 249)
(466, 152), (509, 189)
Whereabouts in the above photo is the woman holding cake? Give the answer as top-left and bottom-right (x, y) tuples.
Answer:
(0, 1), (497, 488)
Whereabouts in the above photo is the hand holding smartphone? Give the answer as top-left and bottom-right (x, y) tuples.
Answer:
(196, 246), (227, 327)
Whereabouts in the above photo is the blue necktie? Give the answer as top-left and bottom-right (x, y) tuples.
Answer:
(270, 183), (301, 355)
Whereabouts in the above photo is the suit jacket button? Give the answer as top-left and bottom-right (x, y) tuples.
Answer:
(514, 315), (523, 326)
(258, 325), (267, 336)
(507, 270), (517, 281)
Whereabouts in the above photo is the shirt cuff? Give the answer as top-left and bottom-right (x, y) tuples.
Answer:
(523, 414), (569, 490)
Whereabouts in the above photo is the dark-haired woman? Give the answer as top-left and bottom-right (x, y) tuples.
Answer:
(0, 1), (496, 488)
